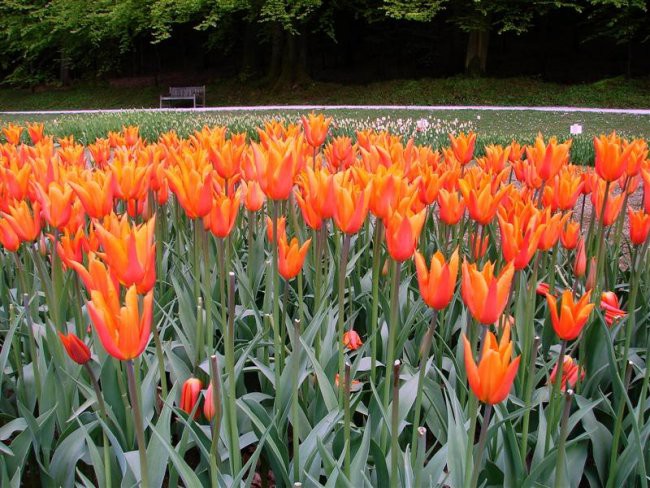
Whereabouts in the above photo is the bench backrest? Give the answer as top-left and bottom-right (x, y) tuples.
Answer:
(169, 86), (205, 105)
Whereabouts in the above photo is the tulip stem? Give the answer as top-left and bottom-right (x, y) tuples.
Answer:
(226, 272), (241, 475)
(209, 355), (222, 488)
(22, 294), (42, 402)
(554, 390), (574, 488)
(545, 340), (567, 455)
(272, 201), (281, 374)
(594, 180), (611, 297)
(390, 360), (401, 488)
(337, 233), (351, 405)
(384, 259), (401, 402)
(463, 394), (478, 486)
(84, 362), (112, 488)
(343, 362), (351, 481)
(292, 319), (302, 483)
(621, 242), (647, 377)
(411, 309), (437, 464)
(520, 336), (540, 468)
(470, 403), (492, 488)
(414, 427), (427, 488)
(370, 221), (383, 384)
(125, 359), (149, 488)
(297, 272), (304, 327)
(607, 362), (633, 488)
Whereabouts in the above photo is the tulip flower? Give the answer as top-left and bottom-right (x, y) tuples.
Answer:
(278, 234), (311, 280)
(165, 158), (213, 219)
(209, 139), (245, 180)
(252, 139), (302, 201)
(301, 112), (332, 148)
(110, 150), (152, 203)
(384, 208), (426, 262)
(203, 383), (217, 420)
(537, 210), (569, 251)
(242, 180), (265, 212)
(414, 248), (459, 310)
(560, 220), (580, 250)
(180, 377), (203, 419)
(592, 183), (624, 227)
(548, 169), (584, 211)
(204, 190), (241, 238)
(69, 171), (115, 219)
(33, 181), (74, 229)
(332, 170), (370, 234)
(458, 177), (509, 225)
(448, 131), (476, 165)
(461, 260), (515, 325)
(594, 133), (633, 182)
(343, 330), (363, 350)
(642, 169), (650, 213)
(536, 282), (551, 296)
(546, 290), (594, 341)
(94, 214), (156, 293)
(462, 323), (520, 404)
(266, 216), (286, 243)
(628, 208), (650, 245)
(497, 211), (544, 270)
(437, 189), (465, 225)
(477, 144), (510, 174)
(56, 228), (87, 269)
(601, 291), (626, 326)
(2, 124), (22, 145)
(334, 374), (362, 392)
(87, 284), (153, 361)
(27, 123), (44, 144)
(88, 139), (112, 168)
(2, 200), (42, 243)
(525, 134), (571, 181)
(295, 167), (335, 229)
(324, 136), (355, 170)
(58, 332), (92, 365)
(549, 355), (584, 391)
(0, 219), (20, 252)
(470, 232), (489, 260)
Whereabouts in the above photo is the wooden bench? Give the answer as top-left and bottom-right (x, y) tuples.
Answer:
(159, 86), (206, 108)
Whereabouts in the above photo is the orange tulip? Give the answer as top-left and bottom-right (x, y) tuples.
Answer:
(437, 189), (465, 225)
(461, 260), (515, 325)
(208, 139), (245, 180)
(295, 167), (335, 229)
(458, 177), (509, 225)
(462, 323), (520, 404)
(87, 284), (153, 361)
(416, 164), (445, 205)
(2, 124), (23, 145)
(525, 134), (571, 181)
(384, 208), (426, 262)
(27, 123), (44, 144)
(497, 209), (544, 270)
(94, 214), (156, 293)
(594, 133), (633, 182)
(2, 200), (42, 242)
(477, 144), (510, 174)
(324, 136), (355, 170)
(110, 150), (152, 203)
(33, 181), (74, 229)
(643, 169), (650, 213)
(537, 210), (569, 251)
(278, 234), (311, 280)
(549, 355), (584, 391)
(629, 208), (650, 245)
(448, 132), (476, 165)
(332, 170), (370, 234)
(203, 383), (217, 420)
(252, 139), (302, 201)
(204, 190), (241, 238)
(536, 282), (550, 296)
(301, 112), (332, 148)
(58, 332), (92, 365)
(548, 168), (584, 211)
(508, 141), (525, 162)
(414, 248), (459, 310)
(343, 330), (363, 350)
(560, 220), (580, 250)
(165, 157), (213, 219)
(601, 291), (626, 326)
(0, 219), (20, 252)
(592, 182), (624, 227)
(469, 232), (489, 260)
(266, 216), (286, 243)
(88, 139), (112, 168)
(69, 171), (115, 219)
(546, 290), (594, 341)
(180, 377), (203, 419)
(624, 139), (647, 177)
(56, 228), (87, 269)
(242, 180), (266, 212)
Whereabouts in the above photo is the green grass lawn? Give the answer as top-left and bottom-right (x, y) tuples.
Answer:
(1, 76), (649, 111)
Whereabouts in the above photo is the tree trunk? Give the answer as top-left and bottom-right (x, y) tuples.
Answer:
(240, 20), (257, 81)
(274, 32), (297, 89)
(268, 23), (283, 82)
(464, 29), (490, 76)
(626, 41), (633, 78)
(59, 48), (71, 86)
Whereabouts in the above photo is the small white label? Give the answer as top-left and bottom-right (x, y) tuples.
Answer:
(570, 124), (583, 135)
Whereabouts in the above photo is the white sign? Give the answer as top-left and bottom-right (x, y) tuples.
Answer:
(570, 124), (583, 135)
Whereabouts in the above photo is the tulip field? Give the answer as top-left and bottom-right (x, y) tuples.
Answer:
(1, 116), (650, 488)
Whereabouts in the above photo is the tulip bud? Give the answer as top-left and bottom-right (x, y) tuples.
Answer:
(203, 383), (216, 421)
(343, 330), (363, 350)
(58, 332), (91, 365)
(180, 377), (203, 419)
